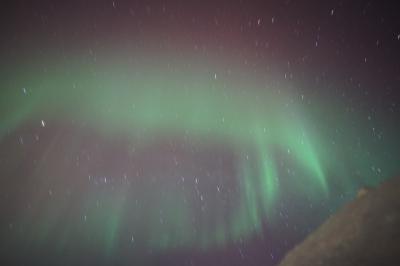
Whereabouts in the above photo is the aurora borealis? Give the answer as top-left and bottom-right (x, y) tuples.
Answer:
(1, 1), (400, 265)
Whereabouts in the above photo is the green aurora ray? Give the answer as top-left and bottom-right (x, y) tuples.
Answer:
(1, 57), (398, 254)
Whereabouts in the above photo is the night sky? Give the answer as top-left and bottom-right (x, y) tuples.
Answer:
(1, 1), (399, 265)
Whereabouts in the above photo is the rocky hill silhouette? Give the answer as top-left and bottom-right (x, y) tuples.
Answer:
(279, 176), (400, 266)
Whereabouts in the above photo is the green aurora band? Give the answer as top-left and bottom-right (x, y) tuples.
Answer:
(1, 57), (398, 254)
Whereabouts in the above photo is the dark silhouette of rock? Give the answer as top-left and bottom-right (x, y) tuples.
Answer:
(279, 177), (400, 266)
